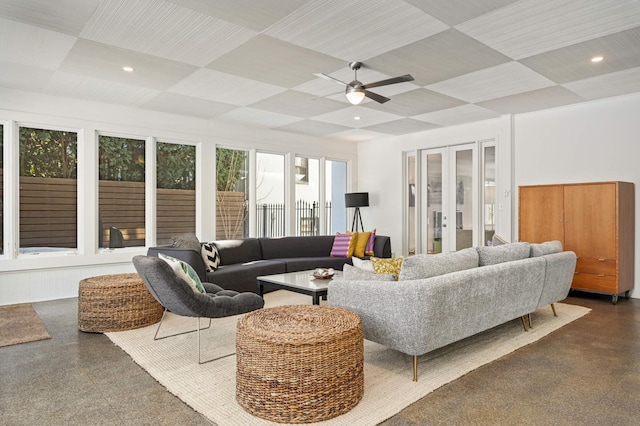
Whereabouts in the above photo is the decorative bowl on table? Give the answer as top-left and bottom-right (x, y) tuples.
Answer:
(312, 268), (335, 279)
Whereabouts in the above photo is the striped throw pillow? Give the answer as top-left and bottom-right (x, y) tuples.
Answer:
(365, 229), (376, 256)
(330, 233), (355, 258)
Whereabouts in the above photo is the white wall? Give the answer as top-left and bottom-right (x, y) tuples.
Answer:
(515, 93), (640, 298)
(0, 87), (357, 304)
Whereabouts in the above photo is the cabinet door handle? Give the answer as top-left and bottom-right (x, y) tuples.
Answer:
(598, 274), (606, 277)
(598, 258), (605, 262)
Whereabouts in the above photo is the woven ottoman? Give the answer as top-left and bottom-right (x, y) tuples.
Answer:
(236, 304), (364, 423)
(78, 273), (163, 332)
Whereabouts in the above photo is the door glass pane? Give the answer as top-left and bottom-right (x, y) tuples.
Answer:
(326, 160), (347, 234)
(483, 146), (496, 246)
(295, 156), (320, 236)
(157, 142), (196, 245)
(455, 149), (473, 250)
(216, 147), (248, 240)
(98, 135), (145, 248)
(426, 153), (442, 254)
(256, 152), (285, 237)
(407, 154), (416, 256)
(20, 127), (78, 253)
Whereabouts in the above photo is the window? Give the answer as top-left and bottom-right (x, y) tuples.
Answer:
(98, 135), (145, 248)
(482, 145), (496, 246)
(216, 147), (248, 240)
(156, 142), (196, 245)
(19, 126), (78, 253)
(256, 152), (285, 237)
(295, 156), (319, 236)
(0, 124), (3, 254)
(325, 160), (347, 234)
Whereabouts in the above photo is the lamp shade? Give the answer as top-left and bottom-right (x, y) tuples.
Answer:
(345, 88), (365, 105)
(345, 192), (369, 208)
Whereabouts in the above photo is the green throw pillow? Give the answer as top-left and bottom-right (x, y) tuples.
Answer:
(158, 253), (205, 293)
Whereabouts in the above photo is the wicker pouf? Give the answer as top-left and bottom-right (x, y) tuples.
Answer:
(78, 273), (163, 332)
(236, 305), (364, 423)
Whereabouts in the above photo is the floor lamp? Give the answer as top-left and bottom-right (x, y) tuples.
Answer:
(345, 192), (369, 232)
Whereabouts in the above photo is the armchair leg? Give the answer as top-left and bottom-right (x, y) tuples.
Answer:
(153, 308), (212, 341)
(520, 316), (529, 332)
(551, 303), (557, 317)
(413, 356), (418, 382)
(197, 317), (236, 364)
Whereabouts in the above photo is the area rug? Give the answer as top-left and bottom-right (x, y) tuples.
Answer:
(0, 303), (51, 348)
(107, 292), (590, 426)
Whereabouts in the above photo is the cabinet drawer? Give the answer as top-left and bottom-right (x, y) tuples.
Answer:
(572, 272), (618, 293)
(575, 258), (616, 275)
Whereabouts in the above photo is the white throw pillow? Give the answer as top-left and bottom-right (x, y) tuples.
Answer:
(158, 253), (205, 293)
(352, 257), (374, 272)
(201, 242), (220, 272)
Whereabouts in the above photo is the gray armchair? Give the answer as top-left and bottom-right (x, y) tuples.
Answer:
(132, 255), (264, 363)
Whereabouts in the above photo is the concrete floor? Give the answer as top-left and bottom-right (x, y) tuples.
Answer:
(1, 292), (639, 425)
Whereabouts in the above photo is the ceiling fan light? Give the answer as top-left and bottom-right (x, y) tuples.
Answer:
(346, 87), (365, 105)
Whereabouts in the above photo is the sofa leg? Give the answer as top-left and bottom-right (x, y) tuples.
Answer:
(413, 356), (418, 382)
(528, 313), (533, 329)
(551, 303), (557, 317)
(520, 316), (529, 332)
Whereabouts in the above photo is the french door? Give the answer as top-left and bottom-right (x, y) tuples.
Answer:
(420, 144), (477, 253)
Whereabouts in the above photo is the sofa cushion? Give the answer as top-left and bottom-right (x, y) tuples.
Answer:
(476, 242), (531, 266)
(347, 231), (371, 257)
(336, 264), (395, 281)
(259, 236), (335, 259)
(206, 260), (286, 293)
(352, 257), (374, 272)
(281, 256), (352, 272)
(330, 233), (356, 258)
(212, 238), (262, 266)
(398, 247), (479, 281)
(492, 234), (509, 246)
(530, 240), (563, 257)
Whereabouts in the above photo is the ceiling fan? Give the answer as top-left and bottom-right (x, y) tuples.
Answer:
(315, 61), (414, 105)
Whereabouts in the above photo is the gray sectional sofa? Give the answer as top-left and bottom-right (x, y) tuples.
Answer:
(328, 241), (577, 381)
(148, 235), (391, 294)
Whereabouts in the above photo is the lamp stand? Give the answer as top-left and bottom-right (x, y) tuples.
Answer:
(351, 207), (364, 232)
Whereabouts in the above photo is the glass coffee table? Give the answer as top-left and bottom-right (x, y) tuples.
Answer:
(257, 270), (341, 305)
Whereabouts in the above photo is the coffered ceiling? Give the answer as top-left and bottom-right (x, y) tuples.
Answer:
(1, 0), (639, 142)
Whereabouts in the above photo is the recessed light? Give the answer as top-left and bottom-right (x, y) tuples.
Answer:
(122, 66), (135, 72)
(354, 116), (361, 120)
(591, 56), (603, 63)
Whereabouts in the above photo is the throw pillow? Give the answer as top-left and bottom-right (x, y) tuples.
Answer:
(330, 233), (356, 258)
(352, 256), (374, 272)
(201, 242), (221, 272)
(365, 229), (376, 256)
(371, 257), (403, 280)
(476, 242), (531, 266)
(491, 234), (509, 246)
(158, 253), (205, 293)
(337, 264), (395, 281)
(398, 248), (479, 281)
(171, 233), (201, 252)
(347, 231), (371, 257)
(530, 240), (563, 257)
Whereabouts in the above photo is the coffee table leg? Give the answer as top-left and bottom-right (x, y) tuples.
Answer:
(258, 283), (264, 298)
(312, 294), (320, 305)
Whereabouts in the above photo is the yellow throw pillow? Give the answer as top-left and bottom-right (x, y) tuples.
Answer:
(371, 257), (403, 280)
(347, 231), (371, 257)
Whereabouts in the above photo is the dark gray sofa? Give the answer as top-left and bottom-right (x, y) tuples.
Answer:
(148, 235), (391, 294)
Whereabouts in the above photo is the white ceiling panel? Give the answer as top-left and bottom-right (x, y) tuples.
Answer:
(412, 104), (500, 127)
(249, 90), (348, 119)
(478, 86), (586, 114)
(263, 0), (449, 61)
(426, 61), (555, 103)
(167, 0), (308, 31)
(277, 120), (352, 137)
(0, 17), (77, 70)
(404, 0), (519, 26)
(59, 39), (198, 90)
(363, 118), (441, 135)
(312, 105), (403, 128)
(364, 88), (465, 116)
(456, 0), (640, 60)
(169, 69), (287, 106)
(328, 128), (389, 142)
(217, 107), (302, 128)
(81, 0), (256, 67)
(141, 92), (236, 119)
(563, 67), (640, 101)
(207, 35), (345, 88)
(0, 61), (54, 92)
(45, 72), (159, 106)
(0, 0), (100, 35)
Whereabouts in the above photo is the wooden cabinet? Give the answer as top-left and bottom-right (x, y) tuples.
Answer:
(519, 181), (634, 303)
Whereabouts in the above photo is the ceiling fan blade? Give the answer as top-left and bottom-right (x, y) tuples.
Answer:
(314, 73), (348, 87)
(364, 89), (390, 104)
(362, 74), (414, 90)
